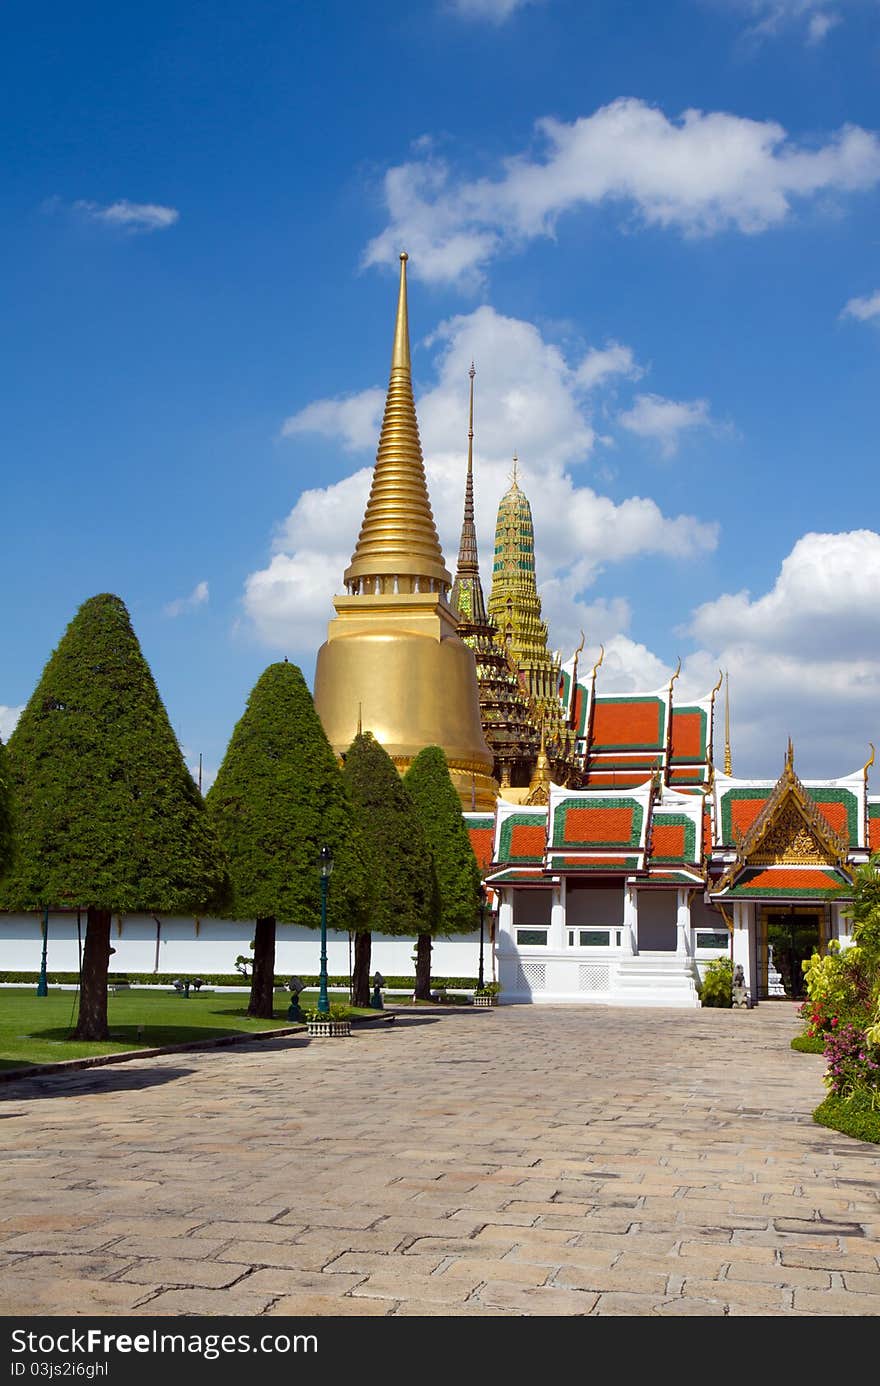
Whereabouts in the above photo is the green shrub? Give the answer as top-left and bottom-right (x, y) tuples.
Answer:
(0, 971), (478, 989)
(790, 1035), (825, 1054)
(699, 956), (733, 1008)
(813, 1090), (880, 1145)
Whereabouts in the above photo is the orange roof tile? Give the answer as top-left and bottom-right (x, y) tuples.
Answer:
(508, 823), (547, 860)
(671, 710), (704, 761)
(467, 826), (495, 871)
(592, 699), (662, 748)
(562, 805), (637, 846)
(652, 823), (687, 859)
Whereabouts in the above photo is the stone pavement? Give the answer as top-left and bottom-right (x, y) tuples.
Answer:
(0, 1003), (878, 1317)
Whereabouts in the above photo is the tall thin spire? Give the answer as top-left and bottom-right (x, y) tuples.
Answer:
(451, 364), (488, 623)
(724, 671), (732, 775)
(344, 252), (451, 593)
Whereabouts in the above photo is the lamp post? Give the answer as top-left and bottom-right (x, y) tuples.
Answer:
(478, 885), (486, 991)
(36, 906), (49, 997)
(318, 845), (334, 1016)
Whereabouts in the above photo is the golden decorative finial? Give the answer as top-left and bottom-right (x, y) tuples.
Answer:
(669, 656), (681, 691)
(391, 251), (410, 373)
(591, 643), (605, 681)
(511, 452), (519, 487)
(357, 702), (362, 737)
(786, 737), (795, 769)
(707, 669), (722, 772)
(724, 671), (732, 776)
(710, 669), (723, 700)
(343, 251), (451, 593)
(569, 631), (585, 723)
(863, 743), (875, 778)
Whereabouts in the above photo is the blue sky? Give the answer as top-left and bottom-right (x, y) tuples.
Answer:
(2, 0), (880, 783)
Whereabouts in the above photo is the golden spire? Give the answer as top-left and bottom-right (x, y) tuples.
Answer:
(669, 656), (681, 692)
(863, 743), (876, 780)
(724, 671), (732, 776)
(344, 252), (451, 593)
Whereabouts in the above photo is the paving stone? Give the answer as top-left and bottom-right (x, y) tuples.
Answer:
(0, 1005), (874, 1319)
(793, 1288), (880, 1315)
(476, 1281), (598, 1314)
(118, 1258), (247, 1288)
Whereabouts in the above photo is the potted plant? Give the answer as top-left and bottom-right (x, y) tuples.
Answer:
(473, 981), (501, 1008)
(304, 1001), (352, 1038)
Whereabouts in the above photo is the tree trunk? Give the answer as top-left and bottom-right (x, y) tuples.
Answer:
(352, 931), (371, 1007)
(414, 932), (433, 1000)
(248, 917), (276, 1019)
(72, 908), (113, 1041)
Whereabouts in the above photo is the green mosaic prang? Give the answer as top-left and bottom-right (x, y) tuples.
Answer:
(650, 813), (697, 863)
(498, 812), (548, 864)
(553, 797), (645, 849)
(719, 786), (859, 844)
(669, 706), (708, 763)
(589, 696), (667, 751)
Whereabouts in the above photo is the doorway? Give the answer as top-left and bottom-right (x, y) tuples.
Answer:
(760, 910), (823, 999)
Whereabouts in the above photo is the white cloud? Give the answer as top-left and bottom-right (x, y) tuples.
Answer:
(364, 98), (880, 286)
(685, 531), (880, 773)
(711, 1), (850, 43)
(807, 10), (842, 41)
(244, 304), (719, 654)
(281, 388), (385, 451)
(448, 0), (543, 19)
(0, 705), (23, 742)
(574, 342), (643, 391)
(164, 580), (209, 618)
(618, 394), (715, 457)
(73, 199), (180, 233)
(841, 288), (880, 321)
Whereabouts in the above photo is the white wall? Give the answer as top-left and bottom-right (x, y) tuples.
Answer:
(0, 912), (485, 980)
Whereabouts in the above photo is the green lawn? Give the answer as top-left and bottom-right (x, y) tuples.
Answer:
(0, 987), (374, 1070)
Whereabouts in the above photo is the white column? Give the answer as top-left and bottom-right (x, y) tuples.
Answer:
(623, 883), (637, 954)
(549, 877), (566, 950)
(497, 890), (515, 954)
(676, 889), (691, 958)
(731, 901), (752, 997)
(833, 902), (854, 950)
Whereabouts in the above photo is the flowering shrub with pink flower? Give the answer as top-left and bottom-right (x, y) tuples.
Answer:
(822, 1022), (880, 1101)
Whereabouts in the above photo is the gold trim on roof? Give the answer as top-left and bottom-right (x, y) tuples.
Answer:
(717, 747), (851, 892)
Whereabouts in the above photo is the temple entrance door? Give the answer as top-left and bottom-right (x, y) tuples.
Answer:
(762, 910), (823, 999)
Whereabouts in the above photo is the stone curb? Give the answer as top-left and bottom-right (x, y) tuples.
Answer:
(0, 1003), (479, 1085)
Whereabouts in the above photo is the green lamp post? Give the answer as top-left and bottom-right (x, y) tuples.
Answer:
(317, 845), (334, 1016)
(36, 906), (49, 997)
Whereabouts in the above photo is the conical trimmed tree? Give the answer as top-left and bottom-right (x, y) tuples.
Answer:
(0, 737), (13, 880)
(206, 661), (368, 1018)
(0, 594), (229, 1040)
(404, 746), (482, 999)
(342, 732), (435, 1006)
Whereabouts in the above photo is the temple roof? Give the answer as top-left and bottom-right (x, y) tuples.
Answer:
(713, 866), (852, 900)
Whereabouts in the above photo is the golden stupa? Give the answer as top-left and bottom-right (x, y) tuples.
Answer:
(313, 252), (497, 809)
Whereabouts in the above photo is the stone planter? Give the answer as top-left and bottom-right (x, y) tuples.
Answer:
(473, 994), (498, 1008)
(306, 1019), (352, 1038)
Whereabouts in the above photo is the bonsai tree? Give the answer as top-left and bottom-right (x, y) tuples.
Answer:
(0, 736), (13, 880)
(0, 594), (229, 1040)
(342, 732), (434, 1006)
(207, 661), (367, 1018)
(404, 746), (482, 1000)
